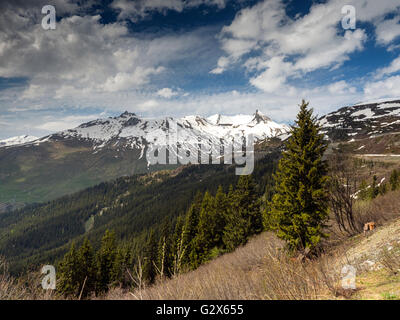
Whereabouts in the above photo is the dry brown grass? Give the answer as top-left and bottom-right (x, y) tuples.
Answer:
(325, 189), (400, 247)
(104, 233), (349, 300)
(0, 257), (59, 300)
(355, 189), (400, 226)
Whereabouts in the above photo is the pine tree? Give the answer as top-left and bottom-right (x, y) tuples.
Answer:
(234, 175), (262, 235)
(112, 245), (131, 287)
(213, 186), (228, 247)
(269, 100), (329, 254)
(76, 238), (96, 298)
(143, 229), (158, 283)
(183, 192), (203, 268)
(96, 230), (117, 293)
(171, 216), (186, 276)
(57, 242), (81, 297)
(191, 191), (217, 266)
(222, 180), (258, 252)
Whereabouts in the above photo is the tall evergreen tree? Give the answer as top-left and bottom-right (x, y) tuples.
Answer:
(183, 192), (204, 268)
(222, 177), (261, 252)
(57, 242), (81, 297)
(213, 186), (228, 247)
(269, 100), (329, 254)
(191, 191), (216, 266)
(96, 230), (117, 293)
(234, 175), (262, 235)
(76, 238), (96, 298)
(170, 216), (186, 276)
(143, 229), (159, 283)
(112, 245), (131, 287)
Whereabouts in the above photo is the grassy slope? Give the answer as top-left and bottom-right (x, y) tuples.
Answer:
(0, 139), (165, 204)
(104, 216), (400, 300)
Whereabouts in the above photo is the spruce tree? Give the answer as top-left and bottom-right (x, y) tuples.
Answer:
(213, 186), (228, 247)
(57, 242), (81, 297)
(183, 192), (203, 249)
(183, 192), (204, 268)
(112, 245), (131, 287)
(96, 230), (117, 293)
(269, 100), (329, 254)
(222, 177), (261, 252)
(171, 216), (186, 276)
(234, 175), (262, 235)
(77, 238), (96, 298)
(143, 229), (159, 283)
(192, 191), (216, 266)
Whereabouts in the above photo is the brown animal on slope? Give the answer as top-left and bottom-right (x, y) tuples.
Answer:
(363, 222), (376, 236)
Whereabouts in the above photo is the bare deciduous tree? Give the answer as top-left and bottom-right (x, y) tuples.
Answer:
(328, 155), (360, 235)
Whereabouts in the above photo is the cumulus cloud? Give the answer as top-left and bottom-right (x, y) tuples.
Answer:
(211, 0), (400, 92)
(1, 0), (400, 139)
(0, 5), (217, 107)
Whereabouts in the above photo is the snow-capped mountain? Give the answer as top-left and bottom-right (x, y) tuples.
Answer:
(319, 99), (400, 141)
(0, 135), (38, 147)
(31, 110), (289, 157)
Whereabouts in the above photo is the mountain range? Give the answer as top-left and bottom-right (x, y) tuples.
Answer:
(0, 110), (288, 204)
(2, 99), (400, 205)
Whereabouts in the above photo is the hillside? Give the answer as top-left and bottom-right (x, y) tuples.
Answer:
(0, 111), (287, 204)
(105, 213), (400, 300)
(319, 99), (400, 142)
(0, 150), (280, 274)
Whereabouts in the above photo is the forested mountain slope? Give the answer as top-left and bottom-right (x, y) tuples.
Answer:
(0, 150), (279, 274)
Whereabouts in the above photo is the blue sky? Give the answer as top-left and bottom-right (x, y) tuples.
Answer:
(1, 0), (400, 139)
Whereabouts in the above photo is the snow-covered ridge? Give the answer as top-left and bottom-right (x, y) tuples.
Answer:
(319, 99), (400, 141)
(51, 110), (289, 150)
(0, 135), (38, 148)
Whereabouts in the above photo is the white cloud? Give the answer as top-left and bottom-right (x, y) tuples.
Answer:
(210, 56), (231, 74)
(138, 99), (160, 110)
(157, 88), (179, 98)
(328, 80), (356, 94)
(375, 16), (400, 45)
(375, 56), (400, 78)
(110, 0), (227, 21)
(364, 75), (400, 100)
(249, 56), (296, 93)
(35, 114), (106, 132)
(212, 0), (400, 92)
(0, 7), (217, 107)
(102, 67), (165, 93)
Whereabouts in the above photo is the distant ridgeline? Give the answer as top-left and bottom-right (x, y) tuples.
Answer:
(0, 150), (280, 275)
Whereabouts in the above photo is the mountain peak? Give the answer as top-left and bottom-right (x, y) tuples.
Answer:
(120, 111), (137, 118)
(252, 109), (271, 123)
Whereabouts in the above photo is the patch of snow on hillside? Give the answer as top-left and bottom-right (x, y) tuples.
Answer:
(0, 135), (38, 147)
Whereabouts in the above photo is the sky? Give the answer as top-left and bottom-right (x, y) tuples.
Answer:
(1, 0), (400, 139)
